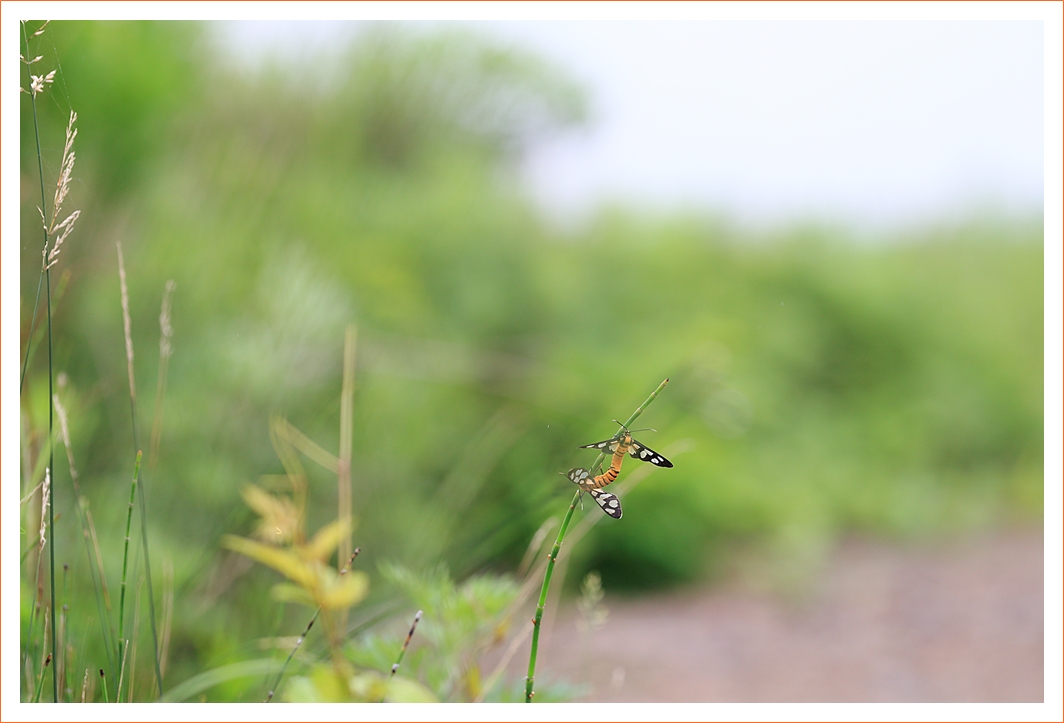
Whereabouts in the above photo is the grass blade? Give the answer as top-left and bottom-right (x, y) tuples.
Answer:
(118, 450), (142, 676)
(338, 325), (356, 628)
(116, 243), (164, 697)
(148, 281), (176, 472)
(53, 391), (119, 681)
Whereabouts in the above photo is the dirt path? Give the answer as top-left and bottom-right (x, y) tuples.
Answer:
(527, 530), (1043, 702)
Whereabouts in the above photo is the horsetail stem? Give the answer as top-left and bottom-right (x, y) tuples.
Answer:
(389, 610), (422, 678)
(525, 378), (668, 702)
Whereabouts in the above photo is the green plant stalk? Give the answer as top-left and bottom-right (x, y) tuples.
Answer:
(18, 22), (48, 397)
(524, 490), (578, 703)
(73, 495), (119, 685)
(118, 450), (142, 685)
(59, 563), (68, 699)
(117, 244), (164, 697)
(525, 378), (669, 702)
(44, 96), (59, 712)
(22, 432), (55, 673)
(32, 654), (51, 703)
(263, 610), (318, 703)
(135, 473), (163, 698)
(21, 20), (59, 704)
(100, 669), (110, 703)
(21, 37), (116, 679)
(389, 609), (422, 678)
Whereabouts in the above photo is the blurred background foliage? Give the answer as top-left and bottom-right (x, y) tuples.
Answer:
(20, 21), (1042, 699)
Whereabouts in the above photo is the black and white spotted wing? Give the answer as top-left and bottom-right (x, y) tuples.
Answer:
(567, 468), (623, 518)
(567, 467), (594, 491)
(579, 438), (623, 454)
(579, 436), (672, 468)
(588, 488), (622, 519)
(626, 439), (672, 468)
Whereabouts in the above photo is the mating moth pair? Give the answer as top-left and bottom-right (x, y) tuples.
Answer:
(566, 426), (673, 519)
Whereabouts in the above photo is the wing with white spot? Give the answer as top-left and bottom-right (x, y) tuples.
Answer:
(628, 439), (673, 468)
(589, 488), (622, 519)
(567, 467), (594, 491)
(578, 438), (620, 454)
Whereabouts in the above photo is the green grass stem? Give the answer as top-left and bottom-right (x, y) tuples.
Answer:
(117, 244), (164, 697)
(70, 493), (119, 683)
(32, 654), (51, 703)
(524, 378), (669, 702)
(389, 609), (422, 678)
(118, 450), (142, 682)
(21, 20), (59, 703)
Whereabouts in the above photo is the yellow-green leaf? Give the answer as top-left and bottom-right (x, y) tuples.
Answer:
(301, 518), (352, 562)
(319, 570), (369, 610)
(222, 535), (314, 587)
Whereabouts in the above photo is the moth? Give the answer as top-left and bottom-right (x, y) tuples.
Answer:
(578, 428), (673, 470)
(565, 468), (625, 518)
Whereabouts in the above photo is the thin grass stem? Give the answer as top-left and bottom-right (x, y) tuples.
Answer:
(21, 22), (77, 702)
(523, 491), (577, 703)
(32, 653), (51, 703)
(59, 563), (68, 700)
(116, 635), (128, 703)
(524, 378), (669, 702)
(116, 243), (164, 696)
(100, 669), (109, 703)
(118, 450), (142, 675)
(36, 51), (59, 707)
(148, 281), (175, 472)
(128, 576), (143, 702)
(338, 325), (356, 629)
(53, 391), (119, 681)
(25, 464), (51, 662)
(85, 505), (114, 613)
(47, 266), (56, 704)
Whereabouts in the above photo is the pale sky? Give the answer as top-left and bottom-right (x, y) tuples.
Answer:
(220, 16), (1045, 228)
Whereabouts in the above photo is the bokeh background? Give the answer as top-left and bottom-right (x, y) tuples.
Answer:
(17, 18), (1045, 703)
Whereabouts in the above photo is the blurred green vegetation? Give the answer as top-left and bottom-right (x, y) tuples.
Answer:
(20, 21), (1042, 701)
